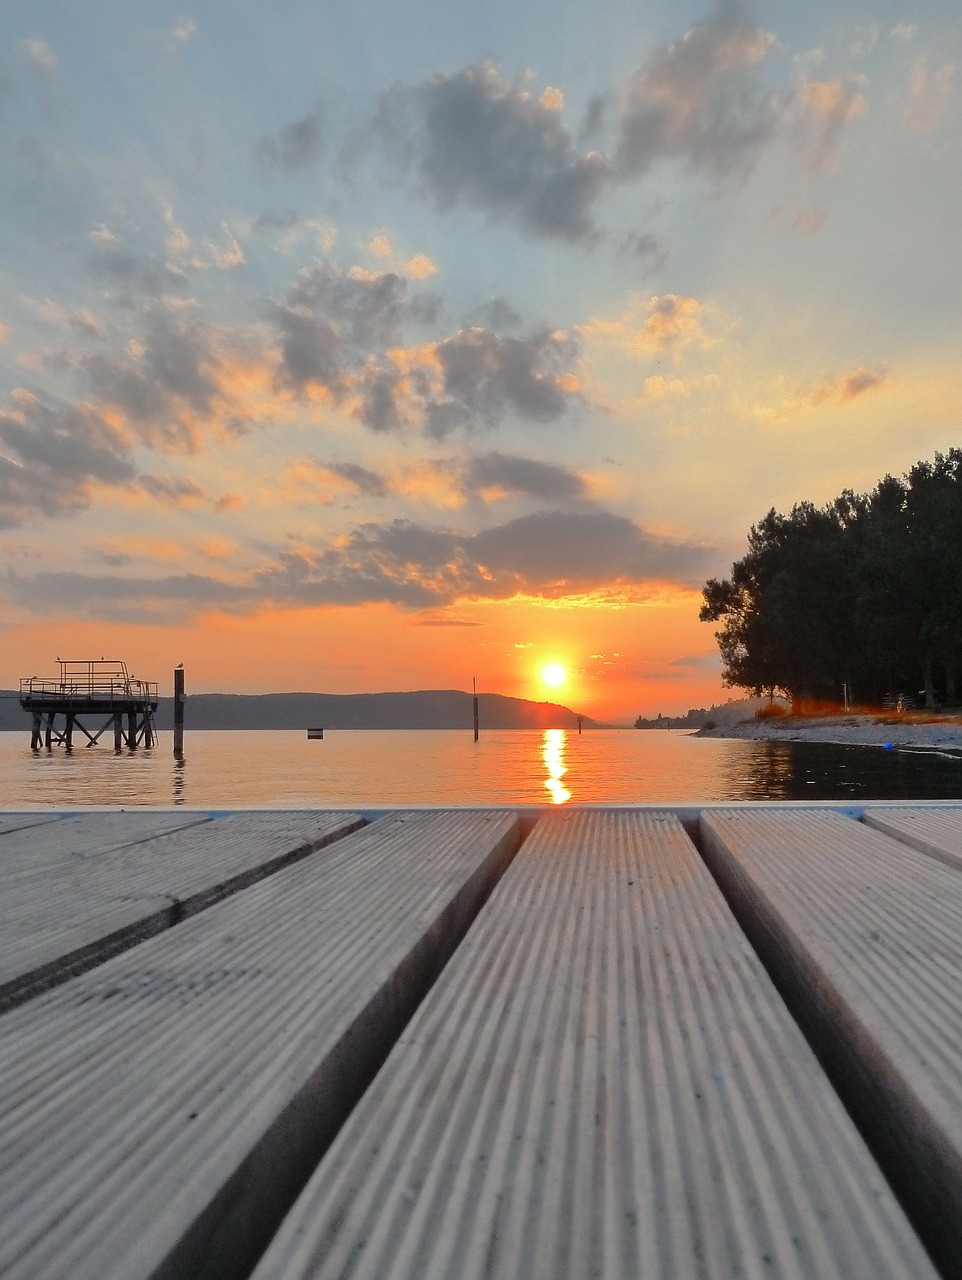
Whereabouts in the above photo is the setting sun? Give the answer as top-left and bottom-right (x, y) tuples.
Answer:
(540, 662), (567, 689)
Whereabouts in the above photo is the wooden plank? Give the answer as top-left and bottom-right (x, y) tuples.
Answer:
(862, 804), (962, 871)
(0, 809), (522, 1280)
(0, 810), (365, 1011)
(0, 813), (63, 837)
(699, 808), (962, 1279)
(252, 810), (935, 1280)
(0, 810), (211, 877)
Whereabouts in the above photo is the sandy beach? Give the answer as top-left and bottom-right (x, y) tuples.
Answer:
(696, 713), (962, 753)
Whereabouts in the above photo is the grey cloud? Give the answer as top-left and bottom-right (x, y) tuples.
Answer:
(287, 264), (406, 345)
(470, 510), (712, 591)
(619, 230), (668, 269)
(4, 507), (716, 616)
(253, 508), (714, 609)
(356, 365), (407, 432)
(613, 6), (783, 183)
(0, 399), (134, 483)
(368, 9), (811, 244)
(273, 264), (580, 437)
(137, 474), (206, 504)
(88, 236), (188, 298)
(84, 313), (220, 448)
(425, 326), (579, 437)
(669, 653), (720, 668)
(276, 263), (407, 393)
(464, 452), (587, 502)
(324, 462), (389, 496)
(0, 397), (137, 526)
(312, 450), (586, 505)
(251, 210), (302, 232)
(68, 308), (104, 337)
(276, 307), (344, 391)
(257, 109), (325, 170)
(382, 63), (609, 241)
(466, 298), (522, 330)
(4, 569), (249, 622)
(408, 293), (442, 325)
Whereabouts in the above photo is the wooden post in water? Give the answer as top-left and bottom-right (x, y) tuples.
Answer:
(473, 677), (480, 742)
(173, 665), (185, 755)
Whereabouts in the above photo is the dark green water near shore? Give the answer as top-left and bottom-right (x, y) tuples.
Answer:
(716, 738), (962, 802)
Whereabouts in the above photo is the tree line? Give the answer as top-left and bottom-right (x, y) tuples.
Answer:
(700, 448), (962, 709)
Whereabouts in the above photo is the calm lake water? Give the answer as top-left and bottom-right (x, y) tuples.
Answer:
(2, 727), (962, 809)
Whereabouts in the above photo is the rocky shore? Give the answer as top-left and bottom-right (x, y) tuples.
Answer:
(695, 713), (962, 753)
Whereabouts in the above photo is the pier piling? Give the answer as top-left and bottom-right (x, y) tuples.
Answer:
(173, 665), (185, 755)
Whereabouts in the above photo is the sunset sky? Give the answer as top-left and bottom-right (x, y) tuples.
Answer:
(2, 1), (960, 723)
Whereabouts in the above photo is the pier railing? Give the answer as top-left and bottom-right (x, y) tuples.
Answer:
(19, 676), (159, 706)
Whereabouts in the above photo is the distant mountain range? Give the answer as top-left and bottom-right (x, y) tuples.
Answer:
(0, 689), (601, 732)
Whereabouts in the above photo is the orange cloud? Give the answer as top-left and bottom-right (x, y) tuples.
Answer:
(582, 294), (717, 361)
(215, 492), (245, 512)
(754, 365), (889, 421)
(797, 75), (867, 172)
(391, 461), (464, 508)
(404, 253), (437, 279)
(639, 293), (716, 348)
(644, 374), (691, 399)
(801, 78), (866, 124)
(812, 365), (889, 403)
(200, 537), (240, 560)
(387, 342), (443, 375)
(280, 456), (466, 510)
(95, 536), (194, 564)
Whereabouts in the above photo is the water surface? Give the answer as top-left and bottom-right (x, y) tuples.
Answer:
(2, 728), (961, 809)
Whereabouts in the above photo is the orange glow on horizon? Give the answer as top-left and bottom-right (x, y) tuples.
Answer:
(0, 593), (725, 726)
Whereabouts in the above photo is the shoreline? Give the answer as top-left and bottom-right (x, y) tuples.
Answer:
(695, 714), (962, 754)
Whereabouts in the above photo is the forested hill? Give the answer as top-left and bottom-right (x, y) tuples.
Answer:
(0, 689), (598, 732)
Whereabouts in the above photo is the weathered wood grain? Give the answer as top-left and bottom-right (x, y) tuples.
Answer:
(700, 807), (962, 1278)
(0, 809), (522, 1280)
(0, 811), (364, 1011)
(862, 803), (962, 871)
(252, 810), (935, 1280)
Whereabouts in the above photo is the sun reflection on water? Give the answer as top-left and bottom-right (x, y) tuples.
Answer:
(541, 728), (571, 804)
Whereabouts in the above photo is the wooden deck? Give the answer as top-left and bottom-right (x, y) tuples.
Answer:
(1, 803), (961, 1279)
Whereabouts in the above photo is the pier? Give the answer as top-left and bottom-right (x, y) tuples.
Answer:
(19, 659), (159, 750)
(1, 803), (961, 1278)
